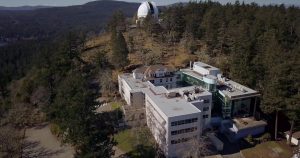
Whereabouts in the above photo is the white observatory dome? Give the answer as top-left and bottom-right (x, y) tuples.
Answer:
(137, 1), (159, 19)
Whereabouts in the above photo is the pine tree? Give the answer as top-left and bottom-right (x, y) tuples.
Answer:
(110, 30), (129, 69)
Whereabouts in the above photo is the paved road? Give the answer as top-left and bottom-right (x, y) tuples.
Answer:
(23, 123), (74, 158)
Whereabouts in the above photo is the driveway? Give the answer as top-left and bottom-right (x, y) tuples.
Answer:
(23, 123), (74, 158)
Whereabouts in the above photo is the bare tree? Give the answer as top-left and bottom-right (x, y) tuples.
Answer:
(183, 135), (216, 158)
(99, 69), (117, 97)
(0, 126), (23, 158)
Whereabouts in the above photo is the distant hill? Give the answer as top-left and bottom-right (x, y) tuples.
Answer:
(0, 0), (139, 41)
(0, 6), (51, 11)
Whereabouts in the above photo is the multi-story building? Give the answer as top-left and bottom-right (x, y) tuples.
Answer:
(180, 62), (266, 141)
(118, 62), (267, 157)
(118, 65), (212, 157)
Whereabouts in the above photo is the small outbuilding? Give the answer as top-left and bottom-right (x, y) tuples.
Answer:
(285, 131), (300, 146)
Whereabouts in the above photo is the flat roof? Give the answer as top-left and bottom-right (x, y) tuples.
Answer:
(144, 88), (202, 118)
(218, 80), (260, 99)
(232, 117), (267, 130)
(120, 73), (207, 118)
(119, 73), (148, 91)
(180, 69), (260, 99)
(193, 62), (220, 71)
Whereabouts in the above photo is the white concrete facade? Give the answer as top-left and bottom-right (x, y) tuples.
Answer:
(193, 62), (220, 77)
(118, 65), (213, 157)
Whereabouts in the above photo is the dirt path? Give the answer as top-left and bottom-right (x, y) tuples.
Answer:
(113, 146), (126, 158)
(23, 123), (74, 158)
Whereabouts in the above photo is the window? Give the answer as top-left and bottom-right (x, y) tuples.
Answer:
(171, 118), (198, 126)
(203, 107), (209, 111)
(204, 99), (210, 103)
(203, 115), (209, 119)
(170, 78), (173, 82)
(171, 137), (193, 145)
(185, 119), (191, 124)
(160, 79), (163, 83)
(166, 78), (168, 82)
(150, 80), (154, 83)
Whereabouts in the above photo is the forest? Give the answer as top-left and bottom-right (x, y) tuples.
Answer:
(158, 2), (300, 141)
(0, 1), (299, 157)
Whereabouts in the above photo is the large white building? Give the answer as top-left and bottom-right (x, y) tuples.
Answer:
(118, 62), (267, 157)
(118, 65), (212, 157)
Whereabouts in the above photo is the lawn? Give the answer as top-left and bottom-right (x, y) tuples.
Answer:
(241, 141), (293, 158)
(110, 102), (122, 110)
(114, 129), (134, 152)
(114, 128), (155, 156)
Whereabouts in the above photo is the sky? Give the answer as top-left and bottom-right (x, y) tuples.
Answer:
(0, 0), (299, 7)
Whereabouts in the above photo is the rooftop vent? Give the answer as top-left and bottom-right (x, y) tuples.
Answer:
(166, 92), (177, 98)
(184, 94), (192, 102)
(203, 66), (211, 69)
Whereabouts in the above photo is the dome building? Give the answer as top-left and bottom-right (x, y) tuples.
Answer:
(136, 1), (159, 24)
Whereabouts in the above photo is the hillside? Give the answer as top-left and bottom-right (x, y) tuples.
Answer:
(0, 0), (139, 40)
(0, 1), (299, 157)
(0, 6), (51, 11)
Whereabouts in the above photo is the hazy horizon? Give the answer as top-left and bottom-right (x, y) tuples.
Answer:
(0, 0), (299, 7)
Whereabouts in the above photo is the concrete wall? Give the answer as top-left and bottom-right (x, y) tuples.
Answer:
(133, 72), (144, 79)
(167, 113), (202, 158)
(145, 95), (168, 152)
(153, 76), (177, 89)
(131, 92), (145, 107)
(193, 64), (220, 77)
(234, 125), (265, 140)
(191, 94), (212, 128)
(118, 76), (132, 105)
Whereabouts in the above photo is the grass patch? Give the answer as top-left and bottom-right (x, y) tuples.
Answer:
(114, 129), (134, 152)
(114, 128), (155, 155)
(241, 141), (293, 158)
(111, 102), (121, 110)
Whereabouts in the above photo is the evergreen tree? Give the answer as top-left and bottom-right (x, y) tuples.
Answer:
(49, 73), (115, 157)
(110, 29), (129, 68)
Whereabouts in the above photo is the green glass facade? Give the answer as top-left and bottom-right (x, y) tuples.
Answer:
(181, 73), (217, 92)
(181, 72), (257, 119)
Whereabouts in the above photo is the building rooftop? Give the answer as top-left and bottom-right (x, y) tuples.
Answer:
(181, 68), (217, 81)
(119, 73), (148, 91)
(120, 73), (211, 118)
(144, 87), (205, 118)
(134, 64), (176, 78)
(180, 68), (260, 100)
(193, 62), (220, 71)
(218, 80), (260, 99)
(232, 117), (267, 130)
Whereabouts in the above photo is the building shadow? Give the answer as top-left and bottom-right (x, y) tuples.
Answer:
(22, 139), (65, 158)
(124, 144), (156, 158)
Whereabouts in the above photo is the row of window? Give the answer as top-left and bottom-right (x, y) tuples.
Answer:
(171, 127), (197, 136)
(171, 137), (191, 144)
(171, 118), (198, 126)
(150, 78), (175, 84)
(160, 78), (174, 83)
